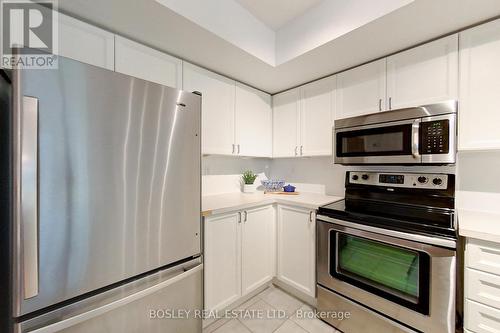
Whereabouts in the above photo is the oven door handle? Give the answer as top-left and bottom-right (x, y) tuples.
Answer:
(317, 215), (456, 252)
(411, 119), (421, 159)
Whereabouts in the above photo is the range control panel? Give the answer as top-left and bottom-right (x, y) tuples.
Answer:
(348, 172), (448, 190)
(420, 119), (450, 154)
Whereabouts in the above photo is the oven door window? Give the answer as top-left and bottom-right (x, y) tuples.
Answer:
(336, 124), (412, 157)
(331, 232), (430, 314)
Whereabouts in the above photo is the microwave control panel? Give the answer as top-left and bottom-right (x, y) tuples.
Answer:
(420, 120), (449, 154)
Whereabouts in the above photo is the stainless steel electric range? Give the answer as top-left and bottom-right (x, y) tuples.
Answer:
(316, 171), (462, 333)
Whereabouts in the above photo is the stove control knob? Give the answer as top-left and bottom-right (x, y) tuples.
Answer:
(433, 178), (443, 186)
(417, 176), (428, 184)
(361, 174), (369, 180)
(352, 175), (359, 181)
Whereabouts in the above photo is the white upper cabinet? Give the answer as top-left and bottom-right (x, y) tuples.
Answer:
(115, 36), (182, 88)
(241, 206), (275, 296)
(459, 19), (500, 150)
(204, 212), (241, 312)
(183, 63), (236, 155)
(273, 89), (300, 157)
(336, 59), (386, 119)
(387, 34), (458, 110)
(235, 83), (272, 157)
(57, 13), (114, 70)
(300, 76), (336, 156)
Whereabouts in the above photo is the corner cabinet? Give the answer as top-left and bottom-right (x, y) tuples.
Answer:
(57, 13), (115, 70)
(273, 89), (300, 157)
(204, 205), (275, 312)
(235, 83), (272, 157)
(386, 34), (458, 110)
(336, 59), (386, 119)
(115, 36), (183, 88)
(272, 77), (335, 158)
(277, 205), (316, 297)
(459, 19), (500, 150)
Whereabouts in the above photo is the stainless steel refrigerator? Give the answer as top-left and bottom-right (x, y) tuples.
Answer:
(0, 56), (203, 333)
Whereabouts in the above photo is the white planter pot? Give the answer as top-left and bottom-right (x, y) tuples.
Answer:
(243, 184), (257, 193)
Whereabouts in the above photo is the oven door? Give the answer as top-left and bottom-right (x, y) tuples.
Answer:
(334, 119), (420, 164)
(317, 217), (457, 333)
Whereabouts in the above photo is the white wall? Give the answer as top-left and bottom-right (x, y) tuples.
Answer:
(202, 152), (499, 195)
(269, 157), (347, 196)
(156, 0), (276, 65)
(275, 0), (414, 65)
(202, 155), (271, 176)
(270, 158), (457, 196)
(457, 151), (500, 193)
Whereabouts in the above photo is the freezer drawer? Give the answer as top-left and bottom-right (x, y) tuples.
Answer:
(16, 259), (203, 333)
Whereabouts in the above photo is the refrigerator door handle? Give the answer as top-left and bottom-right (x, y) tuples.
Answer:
(20, 96), (39, 300)
(26, 262), (203, 333)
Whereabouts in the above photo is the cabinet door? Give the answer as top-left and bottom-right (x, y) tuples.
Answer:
(204, 212), (241, 312)
(387, 35), (458, 110)
(300, 76), (336, 156)
(183, 63), (236, 155)
(277, 206), (315, 297)
(459, 19), (500, 150)
(273, 89), (300, 157)
(235, 83), (272, 157)
(336, 59), (386, 119)
(115, 36), (182, 88)
(241, 206), (275, 295)
(57, 13), (114, 70)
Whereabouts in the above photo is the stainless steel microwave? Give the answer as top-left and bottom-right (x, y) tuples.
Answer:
(333, 101), (457, 165)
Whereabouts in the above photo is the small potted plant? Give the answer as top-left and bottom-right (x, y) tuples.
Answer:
(242, 170), (258, 193)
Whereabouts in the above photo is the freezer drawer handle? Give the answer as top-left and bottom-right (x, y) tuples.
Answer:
(29, 264), (203, 333)
(20, 96), (39, 300)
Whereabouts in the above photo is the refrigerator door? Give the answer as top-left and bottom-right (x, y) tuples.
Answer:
(16, 259), (203, 333)
(12, 57), (201, 316)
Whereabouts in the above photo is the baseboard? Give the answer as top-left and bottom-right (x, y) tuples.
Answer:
(202, 281), (272, 328)
(272, 278), (317, 307)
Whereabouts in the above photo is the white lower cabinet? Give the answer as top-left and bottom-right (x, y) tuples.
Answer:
(241, 206), (275, 295)
(277, 205), (316, 297)
(204, 212), (241, 312)
(465, 238), (500, 333)
(204, 205), (275, 312)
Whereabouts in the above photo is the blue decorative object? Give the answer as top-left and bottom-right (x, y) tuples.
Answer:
(261, 179), (285, 192)
(283, 184), (296, 192)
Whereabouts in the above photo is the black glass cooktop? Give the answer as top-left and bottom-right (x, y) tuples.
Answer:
(318, 199), (456, 239)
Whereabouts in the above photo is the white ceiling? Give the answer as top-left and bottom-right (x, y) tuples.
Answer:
(155, 0), (414, 66)
(58, 0), (500, 94)
(235, 0), (323, 30)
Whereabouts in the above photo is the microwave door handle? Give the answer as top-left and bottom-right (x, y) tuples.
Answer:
(18, 96), (40, 299)
(411, 119), (420, 159)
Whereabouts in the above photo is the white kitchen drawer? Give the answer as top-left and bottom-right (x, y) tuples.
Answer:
(466, 299), (500, 333)
(467, 239), (500, 275)
(467, 268), (500, 310)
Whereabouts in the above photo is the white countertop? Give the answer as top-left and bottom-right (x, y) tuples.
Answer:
(202, 192), (343, 216)
(458, 191), (500, 243)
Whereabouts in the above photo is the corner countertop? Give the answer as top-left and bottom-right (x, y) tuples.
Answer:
(202, 192), (343, 217)
(457, 191), (500, 243)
